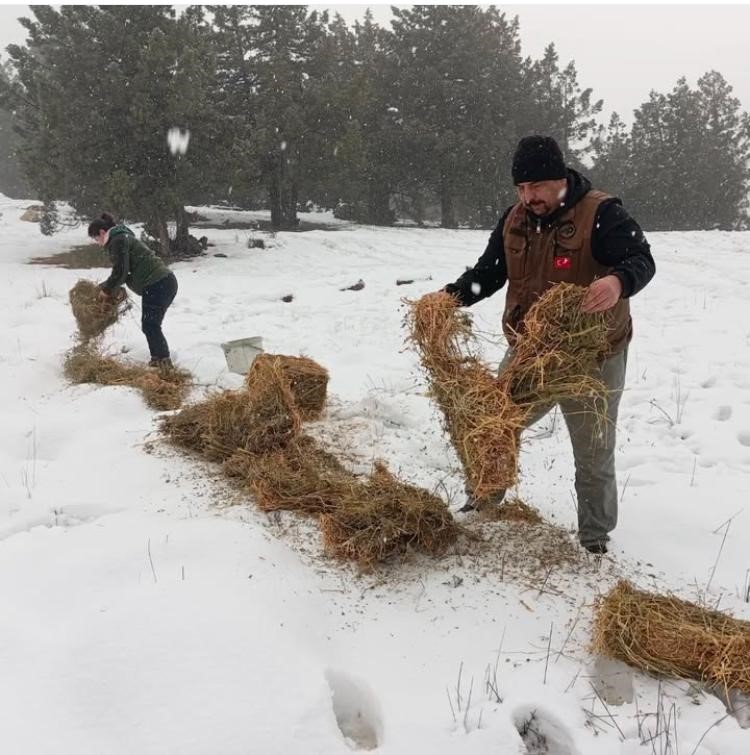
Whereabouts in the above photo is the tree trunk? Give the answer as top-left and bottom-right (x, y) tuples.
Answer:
(156, 216), (170, 258)
(366, 181), (394, 226)
(268, 152), (298, 230)
(174, 206), (190, 252)
(440, 184), (457, 229)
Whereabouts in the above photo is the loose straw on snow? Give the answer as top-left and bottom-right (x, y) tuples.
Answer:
(407, 283), (610, 497)
(163, 353), (462, 566)
(65, 342), (191, 411)
(66, 280), (191, 410)
(593, 580), (750, 696)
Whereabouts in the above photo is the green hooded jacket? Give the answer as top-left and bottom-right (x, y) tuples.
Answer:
(101, 225), (171, 295)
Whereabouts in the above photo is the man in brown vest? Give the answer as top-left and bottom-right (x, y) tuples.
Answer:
(443, 135), (655, 554)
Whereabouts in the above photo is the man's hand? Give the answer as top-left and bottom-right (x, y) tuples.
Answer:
(580, 275), (622, 313)
(97, 288), (111, 302)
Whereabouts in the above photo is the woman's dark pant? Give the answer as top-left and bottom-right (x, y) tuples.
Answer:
(141, 272), (178, 360)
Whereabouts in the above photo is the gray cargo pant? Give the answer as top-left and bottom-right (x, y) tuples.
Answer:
(500, 347), (628, 547)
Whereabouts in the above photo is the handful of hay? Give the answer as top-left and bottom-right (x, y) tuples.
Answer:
(407, 284), (610, 497)
(69, 279), (128, 340)
(64, 343), (190, 410)
(497, 283), (610, 408)
(408, 291), (526, 497)
(593, 580), (750, 696)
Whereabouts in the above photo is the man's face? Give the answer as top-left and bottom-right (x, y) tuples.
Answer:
(516, 178), (567, 217)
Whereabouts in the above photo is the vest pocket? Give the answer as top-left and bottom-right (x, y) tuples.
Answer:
(505, 240), (528, 280)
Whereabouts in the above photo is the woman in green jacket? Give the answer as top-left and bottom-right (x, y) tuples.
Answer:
(88, 212), (178, 368)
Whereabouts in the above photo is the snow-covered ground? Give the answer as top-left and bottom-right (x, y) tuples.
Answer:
(1, 194), (749, 754)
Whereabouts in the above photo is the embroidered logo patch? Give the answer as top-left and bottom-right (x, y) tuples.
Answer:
(554, 256), (572, 270)
(558, 221), (575, 239)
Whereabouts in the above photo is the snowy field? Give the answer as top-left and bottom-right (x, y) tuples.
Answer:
(1, 193), (749, 754)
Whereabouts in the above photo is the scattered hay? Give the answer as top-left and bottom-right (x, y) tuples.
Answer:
(407, 284), (610, 497)
(320, 462), (461, 567)
(64, 343), (190, 410)
(224, 436), (348, 514)
(163, 347), (460, 567)
(69, 279), (128, 340)
(247, 354), (329, 420)
(481, 497), (543, 524)
(160, 398), (213, 453)
(592, 580), (750, 696)
(162, 371), (300, 462)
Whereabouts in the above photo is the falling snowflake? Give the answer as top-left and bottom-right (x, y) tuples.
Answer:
(471, 282), (482, 295)
(167, 127), (190, 156)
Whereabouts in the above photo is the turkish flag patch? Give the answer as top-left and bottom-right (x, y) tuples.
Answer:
(553, 256), (572, 270)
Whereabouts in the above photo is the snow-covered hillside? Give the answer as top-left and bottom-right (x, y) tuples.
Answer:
(1, 194), (749, 754)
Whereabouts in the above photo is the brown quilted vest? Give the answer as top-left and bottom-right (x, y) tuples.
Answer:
(501, 189), (631, 355)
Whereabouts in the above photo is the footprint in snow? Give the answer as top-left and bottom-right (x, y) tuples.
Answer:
(325, 669), (383, 751)
(512, 706), (580, 755)
(714, 406), (733, 422)
(738, 431), (750, 447)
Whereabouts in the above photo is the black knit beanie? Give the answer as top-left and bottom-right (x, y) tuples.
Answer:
(511, 135), (567, 184)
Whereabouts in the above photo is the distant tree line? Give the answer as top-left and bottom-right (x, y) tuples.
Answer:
(1, 4), (749, 252)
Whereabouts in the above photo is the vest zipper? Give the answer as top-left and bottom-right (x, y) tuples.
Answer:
(536, 218), (541, 234)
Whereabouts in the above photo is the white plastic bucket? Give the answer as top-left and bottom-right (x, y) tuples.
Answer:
(221, 336), (264, 375)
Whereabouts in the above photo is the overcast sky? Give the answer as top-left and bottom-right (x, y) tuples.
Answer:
(2, 3), (750, 126)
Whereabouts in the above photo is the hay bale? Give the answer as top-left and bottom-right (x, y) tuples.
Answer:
(593, 580), (750, 695)
(320, 462), (461, 567)
(407, 285), (610, 497)
(247, 354), (328, 420)
(69, 279), (127, 340)
(64, 343), (190, 410)
(223, 435), (348, 514)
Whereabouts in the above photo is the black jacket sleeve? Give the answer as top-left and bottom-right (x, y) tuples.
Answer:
(443, 206), (512, 306)
(592, 200), (655, 298)
(100, 236), (130, 291)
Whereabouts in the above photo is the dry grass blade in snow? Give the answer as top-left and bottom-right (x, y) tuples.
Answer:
(593, 580), (750, 695)
(68, 279), (128, 340)
(64, 343), (191, 410)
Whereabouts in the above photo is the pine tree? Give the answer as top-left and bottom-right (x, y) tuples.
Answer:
(391, 5), (526, 227)
(627, 73), (750, 230)
(0, 5), (221, 252)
